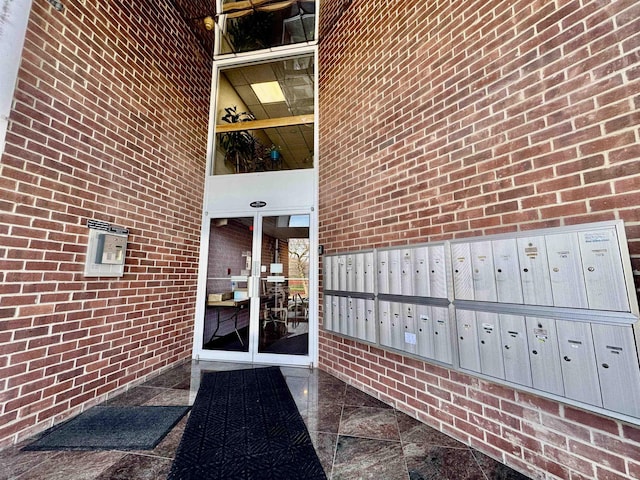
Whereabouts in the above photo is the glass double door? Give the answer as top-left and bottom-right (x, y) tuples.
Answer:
(201, 212), (311, 365)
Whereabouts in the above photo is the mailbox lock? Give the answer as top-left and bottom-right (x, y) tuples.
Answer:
(459, 336), (464, 340)
(434, 331), (439, 335)
(480, 340), (486, 344)
(497, 269), (502, 273)
(588, 266), (595, 272)
(602, 363), (610, 369)
(532, 350), (538, 355)
(523, 268), (529, 272)
(563, 356), (571, 362)
(504, 345), (510, 350)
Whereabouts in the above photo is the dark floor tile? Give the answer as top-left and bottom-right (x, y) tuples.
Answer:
(472, 450), (532, 479)
(104, 387), (165, 407)
(404, 443), (485, 480)
(94, 453), (172, 480)
(302, 402), (343, 434)
(332, 435), (407, 480)
(343, 385), (391, 408)
(142, 363), (191, 389)
(340, 406), (400, 441)
(141, 389), (191, 406)
(10, 450), (125, 480)
(308, 431), (337, 477)
(0, 446), (60, 480)
(317, 381), (347, 405)
(396, 411), (466, 448)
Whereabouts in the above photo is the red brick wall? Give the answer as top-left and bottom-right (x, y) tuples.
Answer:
(318, 0), (640, 478)
(0, 1), (210, 447)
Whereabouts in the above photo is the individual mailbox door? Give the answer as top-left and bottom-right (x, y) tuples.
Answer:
(331, 256), (341, 292)
(517, 236), (554, 306)
(354, 253), (365, 293)
(337, 255), (348, 292)
(354, 298), (365, 340)
(390, 302), (404, 350)
(477, 312), (505, 379)
(363, 252), (375, 294)
(452, 243), (474, 300)
(363, 299), (376, 343)
(500, 314), (532, 387)
(401, 249), (414, 296)
(324, 257), (333, 291)
(545, 233), (588, 308)
(493, 239), (524, 304)
(429, 245), (448, 299)
(591, 323), (640, 417)
(346, 297), (356, 337)
(402, 304), (417, 354)
(456, 309), (481, 372)
(345, 254), (355, 292)
(471, 241), (498, 302)
(388, 250), (402, 295)
(377, 250), (390, 295)
(378, 301), (392, 348)
(432, 306), (453, 364)
(324, 295), (333, 332)
(526, 316), (564, 396)
(331, 296), (340, 333)
(416, 305), (435, 359)
(556, 320), (602, 407)
(339, 296), (349, 335)
(412, 247), (430, 297)
(578, 229), (629, 312)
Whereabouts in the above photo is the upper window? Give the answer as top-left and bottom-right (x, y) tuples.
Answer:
(216, 0), (317, 56)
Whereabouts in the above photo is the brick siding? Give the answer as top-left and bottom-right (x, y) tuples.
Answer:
(318, 0), (640, 478)
(0, 1), (210, 447)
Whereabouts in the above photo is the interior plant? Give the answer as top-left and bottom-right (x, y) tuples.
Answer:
(219, 106), (258, 173)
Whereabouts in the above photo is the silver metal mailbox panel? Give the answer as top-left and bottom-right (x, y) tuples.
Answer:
(525, 316), (564, 396)
(432, 306), (453, 364)
(499, 314), (532, 387)
(331, 256), (341, 292)
(331, 296), (341, 333)
(402, 303), (417, 354)
(346, 297), (356, 337)
(354, 297), (365, 340)
(324, 257), (333, 291)
(401, 249), (414, 296)
(578, 229), (629, 312)
(517, 236), (554, 306)
(413, 247), (430, 297)
(355, 253), (365, 293)
(337, 255), (348, 292)
(390, 302), (404, 350)
(363, 299), (376, 343)
(388, 249), (402, 296)
(477, 311), (505, 379)
(377, 250), (390, 295)
(556, 320), (602, 407)
(457, 309), (481, 372)
(416, 304), (435, 359)
(471, 241), (498, 302)
(363, 252), (375, 294)
(345, 254), (355, 292)
(429, 245), (448, 299)
(452, 243), (474, 300)
(339, 296), (349, 335)
(378, 300), (392, 348)
(324, 294), (333, 332)
(546, 233), (588, 308)
(493, 239), (524, 304)
(591, 323), (640, 417)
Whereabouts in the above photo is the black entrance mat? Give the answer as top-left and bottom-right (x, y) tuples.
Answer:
(23, 405), (190, 451)
(168, 367), (327, 480)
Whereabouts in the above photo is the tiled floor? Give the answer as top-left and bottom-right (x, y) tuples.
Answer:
(0, 361), (531, 479)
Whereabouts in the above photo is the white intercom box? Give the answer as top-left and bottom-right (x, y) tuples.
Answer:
(84, 220), (129, 277)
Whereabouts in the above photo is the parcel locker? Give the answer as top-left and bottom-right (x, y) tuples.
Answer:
(402, 304), (418, 354)
(526, 316), (564, 396)
(429, 245), (448, 298)
(346, 297), (356, 337)
(471, 241), (498, 302)
(339, 296), (349, 335)
(323, 295), (333, 332)
(493, 239), (524, 304)
(345, 254), (355, 292)
(324, 257), (333, 291)
(545, 233), (588, 308)
(331, 256), (341, 292)
(361, 299), (376, 343)
(591, 323), (640, 417)
(457, 309), (481, 372)
(477, 311), (505, 379)
(377, 250), (390, 295)
(556, 320), (602, 407)
(578, 229), (629, 312)
(416, 305), (435, 359)
(499, 314), (532, 387)
(517, 236), (554, 306)
(412, 247), (430, 297)
(337, 255), (348, 292)
(452, 243), (474, 300)
(432, 306), (453, 364)
(363, 252), (375, 294)
(388, 249), (402, 295)
(401, 249), (414, 296)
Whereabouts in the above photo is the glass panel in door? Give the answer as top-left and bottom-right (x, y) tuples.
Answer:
(257, 214), (310, 356)
(202, 217), (254, 353)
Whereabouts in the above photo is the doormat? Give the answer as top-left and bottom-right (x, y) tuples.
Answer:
(168, 367), (327, 480)
(22, 405), (190, 451)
